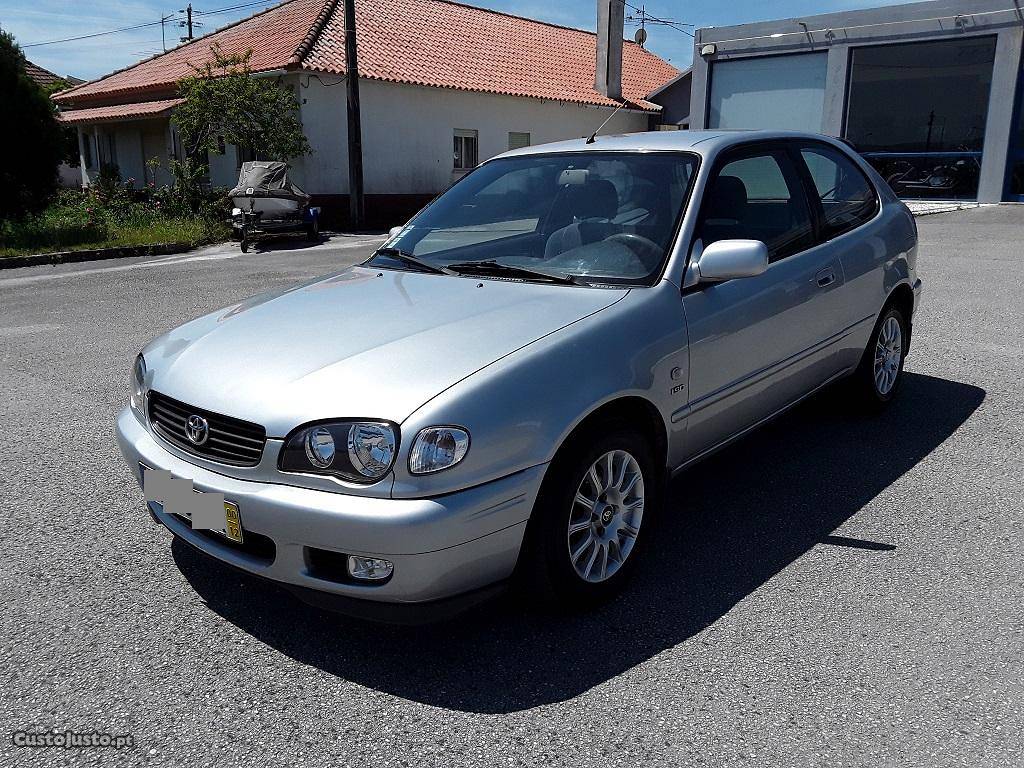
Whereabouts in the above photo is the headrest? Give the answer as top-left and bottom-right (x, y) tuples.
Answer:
(571, 179), (619, 221)
(707, 175), (748, 220)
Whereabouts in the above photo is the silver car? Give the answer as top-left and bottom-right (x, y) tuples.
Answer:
(117, 130), (921, 621)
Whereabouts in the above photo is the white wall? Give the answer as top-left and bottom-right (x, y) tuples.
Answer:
(88, 77), (652, 197)
(293, 77), (651, 195)
(291, 72), (348, 194)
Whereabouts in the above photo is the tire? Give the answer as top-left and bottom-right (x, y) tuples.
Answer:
(850, 305), (908, 410)
(306, 217), (319, 242)
(517, 423), (659, 608)
(240, 238), (249, 253)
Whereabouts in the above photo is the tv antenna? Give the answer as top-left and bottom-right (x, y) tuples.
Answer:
(624, 3), (693, 46)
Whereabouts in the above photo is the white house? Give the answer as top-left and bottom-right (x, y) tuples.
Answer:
(53, 0), (679, 225)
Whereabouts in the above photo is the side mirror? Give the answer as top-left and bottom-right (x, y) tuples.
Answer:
(696, 239), (768, 282)
(388, 225), (403, 239)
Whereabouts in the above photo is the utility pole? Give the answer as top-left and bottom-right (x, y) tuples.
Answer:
(179, 4), (194, 43)
(161, 13), (174, 51)
(344, 0), (365, 228)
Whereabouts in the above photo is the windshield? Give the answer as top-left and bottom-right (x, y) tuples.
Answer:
(372, 151), (699, 286)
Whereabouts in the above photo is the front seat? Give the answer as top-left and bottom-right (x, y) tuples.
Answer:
(700, 175), (749, 246)
(543, 179), (619, 258)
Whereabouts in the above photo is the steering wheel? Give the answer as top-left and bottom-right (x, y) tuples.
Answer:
(603, 232), (663, 264)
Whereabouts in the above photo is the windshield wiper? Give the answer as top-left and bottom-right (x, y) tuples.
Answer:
(444, 260), (583, 285)
(369, 247), (452, 275)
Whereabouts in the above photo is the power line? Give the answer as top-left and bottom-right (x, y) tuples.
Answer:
(22, 20), (166, 48)
(20, 0), (273, 50)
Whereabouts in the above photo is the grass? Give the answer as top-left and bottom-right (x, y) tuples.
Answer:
(0, 189), (230, 260)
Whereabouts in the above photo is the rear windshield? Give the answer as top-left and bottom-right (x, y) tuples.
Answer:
(379, 151), (699, 285)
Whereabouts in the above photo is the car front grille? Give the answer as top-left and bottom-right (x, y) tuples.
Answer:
(148, 390), (266, 466)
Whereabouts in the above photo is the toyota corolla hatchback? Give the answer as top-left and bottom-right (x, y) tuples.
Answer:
(118, 130), (921, 622)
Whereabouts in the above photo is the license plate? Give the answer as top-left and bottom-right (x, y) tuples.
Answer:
(141, 464), (244, 544)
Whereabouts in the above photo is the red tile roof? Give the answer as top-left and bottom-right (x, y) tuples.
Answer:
(25, 61), (72, 89)
(54, 0), (326, 105)
(56, 98), (185, 124)
(304, 0), (678, 110)
(55, 0), (677, 112)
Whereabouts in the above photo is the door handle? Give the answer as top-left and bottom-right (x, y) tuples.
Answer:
(816, 268), (836, 288)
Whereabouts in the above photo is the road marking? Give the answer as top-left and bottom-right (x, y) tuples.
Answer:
(0, 236), (385, 288)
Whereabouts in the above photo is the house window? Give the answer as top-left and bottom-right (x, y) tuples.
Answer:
(237, 144), (256, 168)
(508, 131), (531, 150)
(453, 129), (478, 171)
(845, 36), (996, 200)
(105, 133), (117, 166)
(82, 133), (95, 169)
(170, 127), (182, 161)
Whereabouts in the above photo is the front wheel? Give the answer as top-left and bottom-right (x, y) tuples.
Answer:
(518, 426), (658, 607)
(850, 305), (908, 409)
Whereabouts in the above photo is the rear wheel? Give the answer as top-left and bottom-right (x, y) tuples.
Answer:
(518, 425), (658, 607)
(850, 305), (908, 409)
(306, 217), (320, 242)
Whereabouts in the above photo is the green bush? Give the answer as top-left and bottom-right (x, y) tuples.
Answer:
(0, 185), (229, 258)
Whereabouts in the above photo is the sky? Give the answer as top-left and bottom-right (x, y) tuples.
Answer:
(1, 0), (909, 82)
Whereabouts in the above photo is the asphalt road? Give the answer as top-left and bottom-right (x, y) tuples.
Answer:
(1, 210), (1021, 767)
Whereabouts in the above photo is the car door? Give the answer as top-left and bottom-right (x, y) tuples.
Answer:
(679, 142), (847, 461)
(794, 141), (886, 371)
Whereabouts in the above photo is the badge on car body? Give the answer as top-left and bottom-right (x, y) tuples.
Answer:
(185, 415), (209, 445)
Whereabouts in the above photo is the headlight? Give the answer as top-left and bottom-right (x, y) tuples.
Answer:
(279, 420), (397, 483)
(409, 426), (470, 474)
(129, 354), (147, 415)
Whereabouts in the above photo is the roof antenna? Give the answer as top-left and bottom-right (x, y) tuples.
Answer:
(586, 99), (628, 144)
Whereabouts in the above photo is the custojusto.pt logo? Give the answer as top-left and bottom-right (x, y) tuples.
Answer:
(12, 730), (134, 749)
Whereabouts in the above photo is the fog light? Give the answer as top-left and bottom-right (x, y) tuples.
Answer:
(347, 555), (393, 581)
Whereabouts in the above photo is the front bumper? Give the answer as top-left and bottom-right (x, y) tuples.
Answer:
(116, 408), (542, 615)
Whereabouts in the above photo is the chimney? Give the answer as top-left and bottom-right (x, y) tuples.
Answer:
(595, 0), (624, 100)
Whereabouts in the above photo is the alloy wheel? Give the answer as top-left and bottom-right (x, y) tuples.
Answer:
(873, 315), (903, 396)
(566, 449), (645, 583)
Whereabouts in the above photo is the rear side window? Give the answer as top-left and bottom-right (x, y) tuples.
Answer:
(697, 149), (814, 262)
(799, 145), (878, 239)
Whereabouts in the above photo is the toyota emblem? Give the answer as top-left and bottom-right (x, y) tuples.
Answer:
(185, 414), (209, 445)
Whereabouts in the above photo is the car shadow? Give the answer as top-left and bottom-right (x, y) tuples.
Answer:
(172, 372), (984, 713)
(235, 236), (322, 253)
(234, 232), (385, 254)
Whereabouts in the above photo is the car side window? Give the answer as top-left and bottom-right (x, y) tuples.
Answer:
(697, 149), (814, 263)
(799, 145), (879, 240)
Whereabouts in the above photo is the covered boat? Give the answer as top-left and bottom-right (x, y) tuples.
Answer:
(230, 161), (311, 217)
(229, 161), (320, 251)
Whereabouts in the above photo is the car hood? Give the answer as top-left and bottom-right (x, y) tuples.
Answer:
(145, 266), (628, 436)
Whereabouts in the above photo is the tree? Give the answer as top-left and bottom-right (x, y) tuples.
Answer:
(0, 29), (66, 217)
(39, 77), (81, 169)
(174, 45), (311, 167)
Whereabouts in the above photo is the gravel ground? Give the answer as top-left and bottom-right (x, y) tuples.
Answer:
(1, 209), (1021, 767)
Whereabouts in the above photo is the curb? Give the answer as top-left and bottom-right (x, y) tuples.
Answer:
(0, 241), (200, 270)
